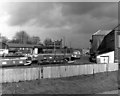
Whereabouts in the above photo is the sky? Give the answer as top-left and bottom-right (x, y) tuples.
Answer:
(0, 1), (118, 48)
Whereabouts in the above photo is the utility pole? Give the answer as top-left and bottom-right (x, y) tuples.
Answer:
(63, 36), (66, 58)
(54, 40), (56, 57)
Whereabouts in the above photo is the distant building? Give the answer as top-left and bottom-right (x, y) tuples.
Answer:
(43, 39), (62, 53)
(6, 43), (44, 54)
(44, 39), (62, 49)
(0, 42), (9, 56)
(0, 35), (9, 56)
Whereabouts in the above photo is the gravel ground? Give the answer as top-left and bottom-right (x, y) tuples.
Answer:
(2, 71), (118, 94)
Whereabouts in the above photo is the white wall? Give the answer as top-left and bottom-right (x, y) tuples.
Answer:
(97, 51), (114, 63)
(33, 48), (38, 54)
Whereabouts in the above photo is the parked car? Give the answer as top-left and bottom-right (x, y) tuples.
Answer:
(71, 50), (81, 59)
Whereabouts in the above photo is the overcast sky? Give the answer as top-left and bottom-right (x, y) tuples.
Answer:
(0, 2), (118, 48)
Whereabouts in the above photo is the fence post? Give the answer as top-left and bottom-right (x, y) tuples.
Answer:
(38, 63), (41, 85)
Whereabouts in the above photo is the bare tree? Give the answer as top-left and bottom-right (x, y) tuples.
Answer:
(13, 31), (30, 44)
(1, 36), (9, 43)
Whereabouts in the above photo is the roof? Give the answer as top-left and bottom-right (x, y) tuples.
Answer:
(97, 30), (115, 54)
(93, 30), (112, 36)
(6, 43), (43, 48)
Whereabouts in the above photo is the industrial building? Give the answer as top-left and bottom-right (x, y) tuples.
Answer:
(90, 24), (120, 64)
(89, 30), (112, 62)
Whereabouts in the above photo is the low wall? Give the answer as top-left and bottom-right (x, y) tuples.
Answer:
(0, 63), (118, 83)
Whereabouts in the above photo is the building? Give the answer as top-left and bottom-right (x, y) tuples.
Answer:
(0, 41), (9, 56)
(6, 43), (44, 54)
(0, 34), (9, 56)
(44, 39), (62, 49)
(89, 30), (111, 62)
(96, 29), (120, 64)
(43, 39), (62, 53)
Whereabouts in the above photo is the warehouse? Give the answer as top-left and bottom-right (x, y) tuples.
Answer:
(96, 29), (120, 64)
(89, 30), (111, 62)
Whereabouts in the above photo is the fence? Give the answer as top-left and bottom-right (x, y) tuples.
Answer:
(0, 63), (118, 83)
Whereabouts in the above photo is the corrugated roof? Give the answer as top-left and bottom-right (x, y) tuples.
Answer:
(93, 30), (112, 36)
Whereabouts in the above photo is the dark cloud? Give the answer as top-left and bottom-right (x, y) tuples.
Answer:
(6, 2), (56, 26)
(3, 2), (118, 48)
(5, 2), (118, 27)
(62, 2), (118, 18)
(91, 3), (118, 19)
(61, 2), (105, 15)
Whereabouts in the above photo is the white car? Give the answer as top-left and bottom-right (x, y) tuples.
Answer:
(71, 51), (81, 59)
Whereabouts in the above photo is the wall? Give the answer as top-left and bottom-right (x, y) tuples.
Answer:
(90, 35), (105, 55)
(33, 48), (38, 54)
(0, 63), (118, 83)
(97, 51), (114, 63)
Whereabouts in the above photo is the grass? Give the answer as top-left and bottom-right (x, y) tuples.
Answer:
(2, 71), (118, 94)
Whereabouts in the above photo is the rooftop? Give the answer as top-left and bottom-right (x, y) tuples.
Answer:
(6, 43), (43, 48)
(93, 30), (112, 36)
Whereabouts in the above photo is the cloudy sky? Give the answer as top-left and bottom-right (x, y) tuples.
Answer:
(0, 2), (118, 48)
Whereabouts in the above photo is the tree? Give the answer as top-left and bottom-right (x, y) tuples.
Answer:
(43, 38), (52, 46)
(1, 36), (9, 43)
(13, 31), (30, 44)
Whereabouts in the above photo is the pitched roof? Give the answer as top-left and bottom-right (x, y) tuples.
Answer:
(97, 30), (114, 54)
(93, 30), (112, 36)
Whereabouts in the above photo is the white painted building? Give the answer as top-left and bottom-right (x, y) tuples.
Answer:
(96, 51), (114, 63)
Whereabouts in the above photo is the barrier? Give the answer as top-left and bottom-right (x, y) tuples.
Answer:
(108, 63), (118, 72)
(51, 66), (60, 78)
(87, 64), (93, 75)
(93, 64), (99, 73)
(79, 65), (85, 75)
(43, 67), (51, 79)
(59, 66), (67, 77)
(0, 63), (118, 83)
(0, 69), (2, 83)
(98, 64), (106, 73)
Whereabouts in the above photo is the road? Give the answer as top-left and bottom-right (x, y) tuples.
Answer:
(73, 55), (92, 64)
